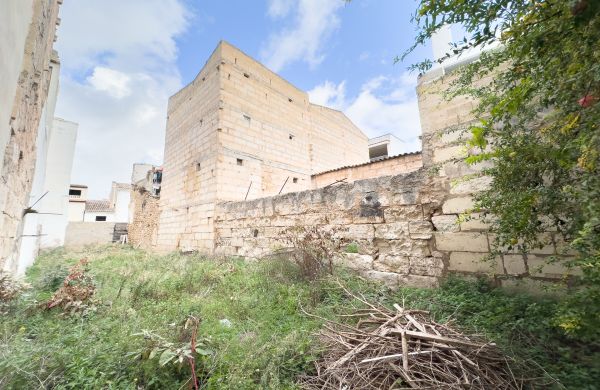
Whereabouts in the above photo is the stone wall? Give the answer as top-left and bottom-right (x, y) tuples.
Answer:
(156, 41), (370, 253)
(128, 187), (160, 250)
(64, 222), (116, 249)
(213, 62), (581, 290)
(215, 170), (447, 288)
(0, 0), (62, 273)
(414, 62), (580, 290)
(311, 152), (422, 189)
(214, 166), (579, 289)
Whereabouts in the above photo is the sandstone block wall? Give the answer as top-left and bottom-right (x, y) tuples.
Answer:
(210, 63), (579, 290)
(214, 167), (579, 289)
(311, 152), (423, 189)
(156, 41), (369, 253)
(415, 63), (579, 290)
(215, 170), (447, 288)
(0, 0), (61, 273)
(64, 222), (116, 249)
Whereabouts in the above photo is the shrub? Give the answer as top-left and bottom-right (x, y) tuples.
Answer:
(281, 226), (341, 281)
(0, 271), (29, 313)
(45, 258), (96, 315)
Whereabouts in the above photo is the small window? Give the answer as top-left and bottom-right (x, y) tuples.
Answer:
(243, 114), (251, 124)
(243, 72), (250, 78)
(288, 98), (293, 103)
(237, 158), (243, 166)
(293, 177), (298, 184)
(196, 162), (201, 171)
(289, 134), (295, 140)
(69, 189), (82, 196)
(95, 216), (107, 222)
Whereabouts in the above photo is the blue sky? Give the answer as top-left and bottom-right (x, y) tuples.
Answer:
(55, 0), (432, 198)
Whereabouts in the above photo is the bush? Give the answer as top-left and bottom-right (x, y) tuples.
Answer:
(0, 271), (29, 313)
(281, 226), (342, 281)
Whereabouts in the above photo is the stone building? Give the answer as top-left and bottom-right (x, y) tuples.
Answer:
(128, 163), (162, 249)
(135, 37), (579, 291)
(155, 41), (373, 253)
(0, 0), (64, 274)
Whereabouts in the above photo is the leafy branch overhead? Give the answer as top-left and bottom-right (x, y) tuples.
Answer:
(407, 0), (600, 338)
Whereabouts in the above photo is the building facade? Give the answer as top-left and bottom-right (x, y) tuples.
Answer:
(155, 41), (370, 253)
(0, 0), (65, 275)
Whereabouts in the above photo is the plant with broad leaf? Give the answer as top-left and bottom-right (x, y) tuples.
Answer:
(132, 315), (212, 389)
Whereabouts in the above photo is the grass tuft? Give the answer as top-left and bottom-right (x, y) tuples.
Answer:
(0, 246), (597, 389)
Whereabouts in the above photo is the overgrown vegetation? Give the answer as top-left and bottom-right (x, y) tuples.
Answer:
(281, 226), (342, 280)
(0, 246), (598, 388)
(405, 0), (600, 339)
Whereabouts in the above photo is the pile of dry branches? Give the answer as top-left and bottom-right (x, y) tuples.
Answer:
(300, 289), (522, 389)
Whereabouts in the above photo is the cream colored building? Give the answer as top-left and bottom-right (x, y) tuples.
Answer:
(156, 41), (370, 253)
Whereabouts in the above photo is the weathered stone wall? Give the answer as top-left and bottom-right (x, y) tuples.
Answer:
(128, 187), (160, 250)
(311, 152), (423, 189)
(0, 0), (61, 273)
(156, 41), (370, 253)
(415, 63), (580, 290)
(215, 165), (579, 289)
(64, 222), (116, 249)
(215, 170), (448, 288)
(213, 64), (580, 290)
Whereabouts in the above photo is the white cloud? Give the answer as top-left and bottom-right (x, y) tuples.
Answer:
(261, 0), (344, 72)
(308, 73), (422, 153)
(87, 67), (131, 99)
(267, 0), (295, 18)
(54, 0), (190, 198)
(307, 80), (346, 110)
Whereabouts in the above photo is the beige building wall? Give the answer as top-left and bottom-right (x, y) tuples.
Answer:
(312, 152), (423, 188)
(0, 0), (62, 274)
(156, 41), (369, 253)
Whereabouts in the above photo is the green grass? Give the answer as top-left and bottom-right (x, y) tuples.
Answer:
(1, 246), (598, 389)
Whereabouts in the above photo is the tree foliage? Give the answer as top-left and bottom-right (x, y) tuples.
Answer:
(405, 0), (600, 338)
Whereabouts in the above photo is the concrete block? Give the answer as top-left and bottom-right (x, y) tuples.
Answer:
(362, 270), (399, 288)
(450, 176), (492, 195)
(409, 221), (433, 239)
(373, 255), (410, 274)
(433, 145), (463, 163)
(384, 205), (423, 222)
(442, 197), (475, 214)
(448, 252), (503, 274)
(503, 255), (526, 275)
(435, 232), (488, 252)
(527, 255), (583, 278)
(345, 224), (375, 240)
(459, 213), (491, 231)
(335, 253), (373, 271)
(431, 215), (459, 232)
(409, 256), (443, 277)
(374, 222), (410, 240)
(398, 274), (439, 288)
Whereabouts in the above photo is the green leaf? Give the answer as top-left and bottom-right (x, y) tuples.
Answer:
(159, 350), (176, 366)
